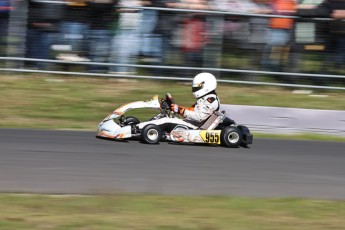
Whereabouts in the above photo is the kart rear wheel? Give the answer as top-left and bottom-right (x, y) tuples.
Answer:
(141, 124), (162, 144)
(221, 126), (243, 148)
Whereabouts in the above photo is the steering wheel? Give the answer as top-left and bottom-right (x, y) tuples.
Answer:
(160, 93), (175, 111)
(165, 93), (174, 106)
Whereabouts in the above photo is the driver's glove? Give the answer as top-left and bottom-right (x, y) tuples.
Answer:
(170, 104), (186, 116)
(160, 99), (169, 110)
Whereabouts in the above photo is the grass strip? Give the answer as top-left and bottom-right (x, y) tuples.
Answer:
(1, 194), (345, 230)
(1, 73), (344, 140)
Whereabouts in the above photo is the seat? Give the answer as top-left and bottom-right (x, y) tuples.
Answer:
(198, 111), (224, 130)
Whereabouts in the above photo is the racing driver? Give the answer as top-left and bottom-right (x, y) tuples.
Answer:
(170, 72), (220, 126)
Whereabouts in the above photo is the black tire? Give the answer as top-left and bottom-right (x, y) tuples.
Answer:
(141, 124), (162, 144)
(221, 126), (243, 148)
(124, 116), (140, 125)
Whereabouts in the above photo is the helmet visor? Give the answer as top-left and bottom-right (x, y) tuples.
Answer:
(192, 82), (204, 93)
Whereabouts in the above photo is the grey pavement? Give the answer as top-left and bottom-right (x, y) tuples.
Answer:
(0, 128), (345, 199)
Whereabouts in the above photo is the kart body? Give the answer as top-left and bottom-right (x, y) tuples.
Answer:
(96, 95), (253, 147)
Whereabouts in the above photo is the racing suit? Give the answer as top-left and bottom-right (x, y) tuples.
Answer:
(137, 92), (220, 131)
(172, 92), (220, 126)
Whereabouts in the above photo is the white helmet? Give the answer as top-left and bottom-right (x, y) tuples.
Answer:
(192, 72), (217, 98)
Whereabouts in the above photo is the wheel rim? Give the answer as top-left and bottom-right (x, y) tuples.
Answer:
(147, 129), (159, 141)
(228, 132), (240, 144)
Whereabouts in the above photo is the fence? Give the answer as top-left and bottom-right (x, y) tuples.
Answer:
(0, 1), (344, 91)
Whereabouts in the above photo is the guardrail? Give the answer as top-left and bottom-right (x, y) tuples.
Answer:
(1, 57), (345, 91)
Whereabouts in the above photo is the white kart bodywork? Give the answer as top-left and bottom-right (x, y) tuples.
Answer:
(97, 95), (199, 139)
(97, 95), (161, 139)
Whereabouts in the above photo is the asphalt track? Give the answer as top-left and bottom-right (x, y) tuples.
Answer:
(1, 128), (345, 199)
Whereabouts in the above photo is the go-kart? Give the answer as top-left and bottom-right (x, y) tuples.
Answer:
(96, 94), (253, 148)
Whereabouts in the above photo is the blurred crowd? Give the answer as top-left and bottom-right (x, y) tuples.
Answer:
(0, 0), (344, 78)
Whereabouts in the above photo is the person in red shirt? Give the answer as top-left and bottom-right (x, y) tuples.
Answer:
(259, 0), (296, 73)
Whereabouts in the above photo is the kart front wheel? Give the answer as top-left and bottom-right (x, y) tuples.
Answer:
(141, 124), (162, 144)
(221, 126), (243, 148)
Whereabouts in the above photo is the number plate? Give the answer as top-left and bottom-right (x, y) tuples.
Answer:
(200, 130), (221, 144)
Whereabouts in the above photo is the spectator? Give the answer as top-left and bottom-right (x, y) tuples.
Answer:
(109, 0), (141, 74)
(57, 0), (90, 62)
(181, 12), (207, 70)
(213, 0), (257, 12)
(0, 0), (11, 57)
(138, 0), (161, 62)
(153, 0), (180, 68)
(26, 0), (64, 69)
(212, 0), (265, 73)
(298, 0), (345, 73)
(87, 0), (118, 72)
(172, 0), (210, 76)
(248, 0), (271, 70)
(258, 0), (296, 72)
(248, 1), (271, 45)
